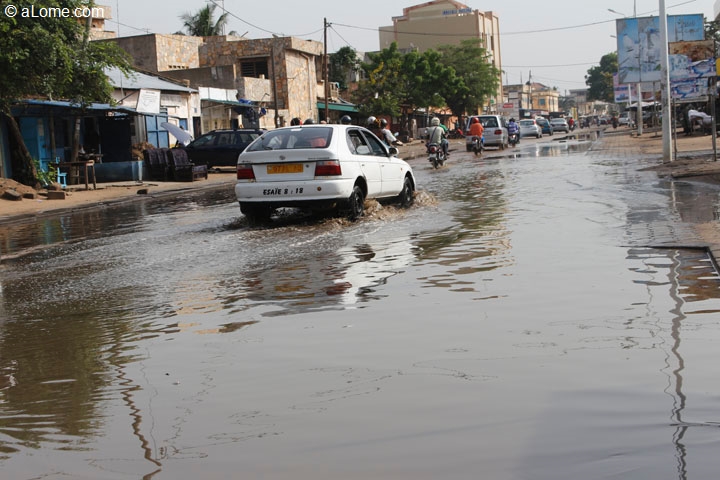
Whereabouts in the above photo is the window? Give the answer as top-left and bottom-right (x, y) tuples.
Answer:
(240, 59), (269, 78)
(347, 129), (367, 154)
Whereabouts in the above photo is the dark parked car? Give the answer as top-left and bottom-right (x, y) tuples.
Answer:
(183, 129), (264, 168)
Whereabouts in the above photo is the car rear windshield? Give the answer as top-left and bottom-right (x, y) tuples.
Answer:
(248, 127), (334, 151)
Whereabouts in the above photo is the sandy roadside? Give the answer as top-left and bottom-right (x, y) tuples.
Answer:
(0, 171), (238, 223)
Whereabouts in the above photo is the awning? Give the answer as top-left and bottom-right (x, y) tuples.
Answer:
(317, 101), (358, 113)
(11, 99), (139, 117)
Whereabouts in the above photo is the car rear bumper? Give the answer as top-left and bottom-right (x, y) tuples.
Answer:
(235, 178), (356, 208)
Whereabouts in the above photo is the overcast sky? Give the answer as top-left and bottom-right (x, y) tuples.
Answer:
(110, 0), (715, 94)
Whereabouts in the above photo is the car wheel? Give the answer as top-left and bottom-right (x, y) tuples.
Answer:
(347, 185), (365, 221)
(242, 204), (272, 226)
(398, 176), (415, 208)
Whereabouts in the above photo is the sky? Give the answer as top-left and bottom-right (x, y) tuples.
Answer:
(109, 0), (716, 94)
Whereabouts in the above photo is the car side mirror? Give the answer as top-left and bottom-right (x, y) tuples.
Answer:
(388, 146), (399, 156)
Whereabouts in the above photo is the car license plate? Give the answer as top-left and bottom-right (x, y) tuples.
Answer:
(267, 163), (303, 174)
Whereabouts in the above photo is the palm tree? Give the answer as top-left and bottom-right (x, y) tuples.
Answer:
(177, 4), (234, 36)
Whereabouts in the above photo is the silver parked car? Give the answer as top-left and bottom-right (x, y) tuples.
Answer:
(235, 124), (416, 224)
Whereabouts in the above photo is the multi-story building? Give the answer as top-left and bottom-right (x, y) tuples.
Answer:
(378, 0), (503, 113)
(504, 82), (560, 118)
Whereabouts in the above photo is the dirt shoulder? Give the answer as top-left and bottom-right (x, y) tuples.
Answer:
(0, 171), (238, 224)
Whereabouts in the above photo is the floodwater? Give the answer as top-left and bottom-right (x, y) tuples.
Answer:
(2, 139), (720, 479)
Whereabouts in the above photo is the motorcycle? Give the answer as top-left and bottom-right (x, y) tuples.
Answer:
(508, 131), (520, 147)
(426, 143), (446, 168)
(470, 135), (483, 156)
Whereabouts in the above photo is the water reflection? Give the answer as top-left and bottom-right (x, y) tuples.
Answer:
(414, 167), (513, 290)
(628, 247), (720, 479)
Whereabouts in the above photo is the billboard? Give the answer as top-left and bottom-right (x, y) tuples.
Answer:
(669, 40), (715, 80)
(616, 14), (705, 83)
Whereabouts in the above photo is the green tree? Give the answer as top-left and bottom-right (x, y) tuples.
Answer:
(177, 4), (235, 36)
(585, 52), (617, 103)
(329, 46), (358, 92)
(0, 0), (131, 186)
(436, 39), (501, 118)
(353, 43), (456, 124)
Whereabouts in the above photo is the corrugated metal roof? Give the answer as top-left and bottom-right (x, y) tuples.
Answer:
(105, 67), (196, 93)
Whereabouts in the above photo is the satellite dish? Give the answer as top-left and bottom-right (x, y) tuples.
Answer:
(161, 122), (193, 146)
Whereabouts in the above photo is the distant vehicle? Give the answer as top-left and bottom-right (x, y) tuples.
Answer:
(618, 112), (632, 126)
(464, 115), (508, 150)
(519, 119), (542, 138)
(235, 124), (415, 224)
(183, 128), (264, 168)
(550, 118), (570, 133)
(535, 117), (553, 136)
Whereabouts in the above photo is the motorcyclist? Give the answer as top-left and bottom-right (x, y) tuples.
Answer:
(340, 115), (352, 125)
(380, 118), (403, 146)
(468, 116), (484, 145)
(507, 117), (519, 143)
(427, 117), (449, 156)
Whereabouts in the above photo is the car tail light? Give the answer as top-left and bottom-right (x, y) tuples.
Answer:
(493, 129), (503, 135)
(237, 164), (255, 180)
(315, 160), (341, 176)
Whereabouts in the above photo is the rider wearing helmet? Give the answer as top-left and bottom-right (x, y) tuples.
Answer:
(507, 117), (519, 135)
(379, 118), (402, 146)
(428, 117), (449, 156)
(290, 117), (302, 126)
(303, 118), (315, 125)
(469, 116), (484, 137)
(340, 115), (352, 125)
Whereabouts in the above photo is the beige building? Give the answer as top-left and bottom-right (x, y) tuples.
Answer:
(108, 34), (326, 133)
(379, 0), (503, 113)
(85, 4), (116, 40)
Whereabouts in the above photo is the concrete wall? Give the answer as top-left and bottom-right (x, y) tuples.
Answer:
(112, 34), (203, 73)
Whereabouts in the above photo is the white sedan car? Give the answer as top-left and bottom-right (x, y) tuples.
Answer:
(518, 119), (542, 138)
(235, 124), (416, 224)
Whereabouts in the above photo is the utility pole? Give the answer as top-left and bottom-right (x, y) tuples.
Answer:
(323, 18), (330, 123)
(658, 0), (673, 162)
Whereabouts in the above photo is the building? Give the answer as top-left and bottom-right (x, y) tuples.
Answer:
(503, 81), (560, 119)
(85, 4), (116, 40)
(379, 0), (503, 112)
(108, 34), (329, 132)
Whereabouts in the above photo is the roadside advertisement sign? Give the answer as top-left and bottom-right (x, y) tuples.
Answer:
(668, 40), (715, 80)
(616, 14), (705, 84)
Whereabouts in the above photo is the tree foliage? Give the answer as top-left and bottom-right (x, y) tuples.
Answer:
(177, 4), (234, 36)
(329, 46), (358, 92)
(0, 0), (131, 186)
(585, 52), (617, 103)
(436, 39), (500, 117)
(352, 43), (456, 120)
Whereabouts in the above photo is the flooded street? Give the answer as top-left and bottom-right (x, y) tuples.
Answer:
(2, 139), (720, 479)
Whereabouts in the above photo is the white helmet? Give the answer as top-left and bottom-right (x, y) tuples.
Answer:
(367, 116), (377, 126)
(430, 117), (440, 126)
